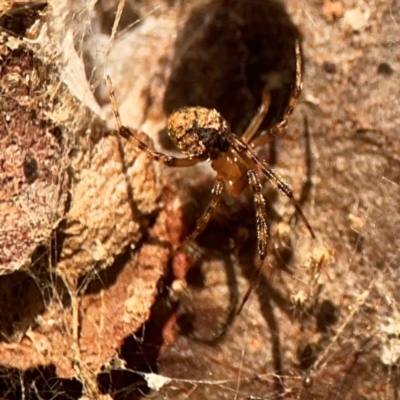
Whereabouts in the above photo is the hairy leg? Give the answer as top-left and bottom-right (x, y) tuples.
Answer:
(228, 134), (315, 239)
(241, 89), (272, 144)
(107, 76), (201, 167)
(242, 40), (303, 145)
(247, 170), (269, 261)
(237, 169), (269, 314)
(269, 40), (302, 136)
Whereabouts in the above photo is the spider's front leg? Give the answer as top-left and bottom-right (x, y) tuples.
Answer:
(118, 126), (201, 167)
(107, 75), (201, 168)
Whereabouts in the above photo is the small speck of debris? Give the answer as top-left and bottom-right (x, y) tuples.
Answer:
(349, 212), (366, 233)
(144, 372), (172, 391)
(323, 0), (344, 22)
(323, 61), (337, 74)
(377, 62), (394, 76)
(344, 7), (370, 32)
(303, 375), (313, 388)
(381, 320), (400, 366)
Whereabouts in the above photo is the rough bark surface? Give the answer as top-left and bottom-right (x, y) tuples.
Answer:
(0, 0), (400, 399)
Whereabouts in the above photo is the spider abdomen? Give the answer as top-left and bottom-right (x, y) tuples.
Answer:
(211, 148), (249, 197)
(167, 106), (230, 159)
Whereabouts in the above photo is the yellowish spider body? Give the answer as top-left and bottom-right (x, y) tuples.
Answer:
(107, 40), (315, 313)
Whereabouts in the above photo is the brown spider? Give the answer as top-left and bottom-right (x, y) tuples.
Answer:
(107, 40), (315, 313)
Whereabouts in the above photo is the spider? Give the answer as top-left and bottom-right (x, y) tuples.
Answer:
(107, 40), (315, 313)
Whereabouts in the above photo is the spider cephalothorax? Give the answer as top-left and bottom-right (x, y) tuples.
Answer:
(107, 40), (315, 313)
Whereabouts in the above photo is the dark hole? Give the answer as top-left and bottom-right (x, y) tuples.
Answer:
(176, 311), (196, 336)
(0, 3), (47, 37)
(377, 62), (394, 76)
(298, 343), (316, 370)
(316, 299), (337, 332)
(186, 263), (205, 288)
(23, 156), (38, 183)
(323, 61), (337, 74)
(164, 0), (300, 137)
(49, 126), (63, 142)
(0, 271), (45, 342)
(98, 369), (148, 399)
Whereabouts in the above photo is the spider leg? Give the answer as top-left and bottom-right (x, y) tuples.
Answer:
(257, 159), (315, 238)
(241, 89), (272, 144)
(248, 131), (274, 149)
(241, 39), (302, 145)
(247, 170), (269, 261)
(175, 179), (224, 253)
(236, 169), (269, 315)
(269, 40), (302, 136)
(228, 134), (315, 239)
(107, 76), (201, 167)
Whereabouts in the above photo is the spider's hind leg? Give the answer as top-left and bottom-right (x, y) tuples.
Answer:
(228, 134), (315, 239)
(247, 170), (269, 261)
(257, 158), (315, 239)
(236, 169), (269, 315)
